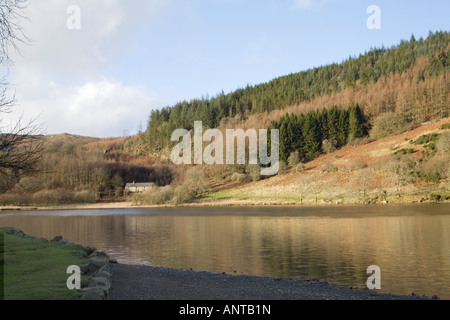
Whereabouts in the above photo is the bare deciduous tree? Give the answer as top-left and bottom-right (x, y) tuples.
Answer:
(0, 0), (43, 181)
(0, 0), (29, 66)
(297, 173), (321, 204)
(350, 168), (377, 203)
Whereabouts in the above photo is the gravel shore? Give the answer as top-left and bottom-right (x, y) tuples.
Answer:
(108, 263), (433, 300)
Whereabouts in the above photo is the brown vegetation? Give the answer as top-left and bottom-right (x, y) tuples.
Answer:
(205, 118), (450, 205)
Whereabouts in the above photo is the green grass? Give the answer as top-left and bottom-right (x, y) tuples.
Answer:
(0, 233), (3, 300)
(0, 228), (89, 300)
(206, 190), (302, 203)
(206, 189), (246, 200)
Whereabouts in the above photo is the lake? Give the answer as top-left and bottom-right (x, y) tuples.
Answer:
(1, 204), (449, 299)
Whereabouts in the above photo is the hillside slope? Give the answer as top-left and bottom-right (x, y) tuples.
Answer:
(203, 118), (450, 206)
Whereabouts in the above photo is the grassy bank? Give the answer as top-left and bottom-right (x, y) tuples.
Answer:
(204, 189), (450, 206)
(0, 228), (89, 300)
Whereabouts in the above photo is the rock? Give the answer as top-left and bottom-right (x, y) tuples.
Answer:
(59, 239), (70, 245)
(51, 235), (63, 242)
(93, 264), (111, 278)
(8, 229), (25, 237)
(88, 249), (109, 259)
(84, 257), (109, 275)
(109, 258), (118, 264)
(89, 276), (111, 291)
(88, 250), (98, 258)
(81, 278), (90, 289)
(83, 246), (96, 257)
(96, 250), (109, 258)
(80, 287), (106, 300)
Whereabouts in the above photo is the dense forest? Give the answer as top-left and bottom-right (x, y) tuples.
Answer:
(273, 105), (366, 162)
(147, 31), (449, 152)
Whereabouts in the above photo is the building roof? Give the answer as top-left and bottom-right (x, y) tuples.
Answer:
(125, 182), (155, 188)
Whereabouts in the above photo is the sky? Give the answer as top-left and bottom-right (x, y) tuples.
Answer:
(2, 0), (450, 138)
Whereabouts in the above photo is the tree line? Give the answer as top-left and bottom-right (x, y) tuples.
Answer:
(146, 31), (449, 151)
(272, 105), (366, 162)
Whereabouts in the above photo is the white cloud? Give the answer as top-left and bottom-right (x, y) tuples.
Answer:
(12, 0), (169, 76)
(9, 77), (159, 137)
(3, 0), (173, 137)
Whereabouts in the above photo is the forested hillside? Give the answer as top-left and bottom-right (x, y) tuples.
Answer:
(0, 134), (175, 206)
(147, 31), (449, 155)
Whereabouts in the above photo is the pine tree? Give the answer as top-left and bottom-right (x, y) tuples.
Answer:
(302, 112), (321, 160)
(279, 121), (289, 162)
(337, 109), (349, 147)
(327, 106), (340, 147)
(348, 104), (366, 140)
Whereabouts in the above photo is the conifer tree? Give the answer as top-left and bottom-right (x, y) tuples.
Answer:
(348, 104), (366, 140)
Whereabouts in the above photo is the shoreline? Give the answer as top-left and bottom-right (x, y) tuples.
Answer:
(108, 262), (436, 300)
(1, 198), (449, 212)
(4, 226), (437, 300)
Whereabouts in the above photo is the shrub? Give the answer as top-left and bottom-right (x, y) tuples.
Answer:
(247, 165), (261, 182)
(31, 189), (74, 206)
(278, 160), (287, 175)
(15, 177), (44, 194)
(440, 123), (450, 130)
(172, 186), (194, 205)
(322, 139), (337, 154)
(0, 172), (20, 194)
(73, 190), (97, 204)
(394, 148), (416, 156)
(295, 163), (306, 174)
(133, 186), (174, 205)
(0, 193), (31, 206)
(288, 151), (300, 167)
(436, 132), (450, 154)
(321, 163), (338, 173)
(370, 112), (414, 140)
(346, 158), (367, 171)
(231, 172), (249, 183)
(231, 172), (240, 182)
(430, 193), (442, 201)
(423, 154), (449, 180)
(114, 187), (124, 197)
(413, 133), (441, 145)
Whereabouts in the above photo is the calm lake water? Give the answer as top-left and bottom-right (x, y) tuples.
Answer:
(1, 204), (449, 299)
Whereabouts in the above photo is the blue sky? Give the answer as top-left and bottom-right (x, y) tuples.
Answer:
(5, 0), (450, 137)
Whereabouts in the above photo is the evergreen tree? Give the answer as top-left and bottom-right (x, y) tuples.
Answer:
(279, 121), (289, 162)
(302, 112), (321, 160)
(337, 109), (349, 147)
(348, 104), (366, 140)
(327, 106), (340, 146)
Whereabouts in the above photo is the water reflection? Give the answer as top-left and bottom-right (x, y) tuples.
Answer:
(0, 204), (449, 299)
